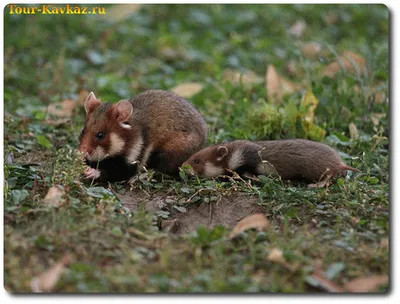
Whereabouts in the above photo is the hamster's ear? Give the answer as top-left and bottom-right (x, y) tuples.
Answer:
(115, 100), (133, 122)
(84, 92), (101, 114)
(216, 146), (229, 161)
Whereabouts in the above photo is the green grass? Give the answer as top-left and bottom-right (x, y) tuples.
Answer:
(4, 4), (388, 292)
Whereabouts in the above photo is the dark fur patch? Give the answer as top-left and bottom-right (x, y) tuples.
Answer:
(229, 142), (261, 175)
(85, 156), (138, 181)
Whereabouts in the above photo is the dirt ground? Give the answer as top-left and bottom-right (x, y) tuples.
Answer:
(115, 189), (264, 234)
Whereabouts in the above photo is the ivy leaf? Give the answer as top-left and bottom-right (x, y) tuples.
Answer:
(11, 189), (29, 204)
(36, 135), (52, 149)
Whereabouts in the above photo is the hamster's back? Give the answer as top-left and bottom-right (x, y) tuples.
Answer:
(256, 139), (344, 181)
(130, 90), (206, 136)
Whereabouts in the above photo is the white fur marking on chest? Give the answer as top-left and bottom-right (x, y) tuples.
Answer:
(109, 133), (125, 156)
(228, 149), (245, 170)
(126, 136), (144, 164)
(204, 161), (225, 177)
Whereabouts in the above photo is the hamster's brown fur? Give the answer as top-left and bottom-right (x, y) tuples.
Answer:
(183, 139), (359, 185)
(78, 90), (207, 181)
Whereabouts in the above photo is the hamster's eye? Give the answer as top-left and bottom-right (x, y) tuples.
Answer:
(96, 132), (105, 140)
(193, 159), (200, 164)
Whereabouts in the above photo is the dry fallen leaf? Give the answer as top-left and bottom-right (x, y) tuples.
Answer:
(43, 185), (65, 207)
(171, 82), (204, 98)
(102, 4), (141, 22)
(349, 122), (359, 140)
(342, 51), (366, 67)
(288, 20), (306, 38)
(47, 99), (76, 118)
(266, 64), (281, 103)
(266, 64), (301, 104)
(309, 270), (346, 293)
(229, 213), (269, 239)
(222, 69), (264, 87)
(267, 248), (298, 271)
(301, 42), (322, 59)
(31, 254), (73, 292)
(267, 248), (285, 264)
(344, 275), (388, 292)
(323, 51), (367, 78)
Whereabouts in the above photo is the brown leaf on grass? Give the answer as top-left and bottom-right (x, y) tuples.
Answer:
(267, 248), (298, 272)
(266, 64), (281, 103)
(103, 4), (141, 22)
(43, 185), (65, 207)
(266, 64), (301, 104)
(349, 122), (359, 140)
(309, 270), (346, 293)
(342, 51), (366, 67)
(323, 51), (367, 78)
(288, 20), (306, 38)
(267, 248), (285, 264)
(229, 213), (269, 239)
(301, 42), (322, 59)
(171, 83), (204, 98)
(344, 275), (388, 292)
(47, 99), (76, 118)
(223, 69), (264, 87)
(369, 86), (387, 104)
(31, 254), (73, 292)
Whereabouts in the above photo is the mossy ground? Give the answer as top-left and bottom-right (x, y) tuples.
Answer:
(4, 4), (388, 292)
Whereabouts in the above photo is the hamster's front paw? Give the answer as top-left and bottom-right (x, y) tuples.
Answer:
(84, 167), (101, 180)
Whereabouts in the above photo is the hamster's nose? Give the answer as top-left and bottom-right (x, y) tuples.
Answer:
(78, 142), (93, 155)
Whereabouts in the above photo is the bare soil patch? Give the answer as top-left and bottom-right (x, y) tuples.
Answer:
(115, 189), (264, 234)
